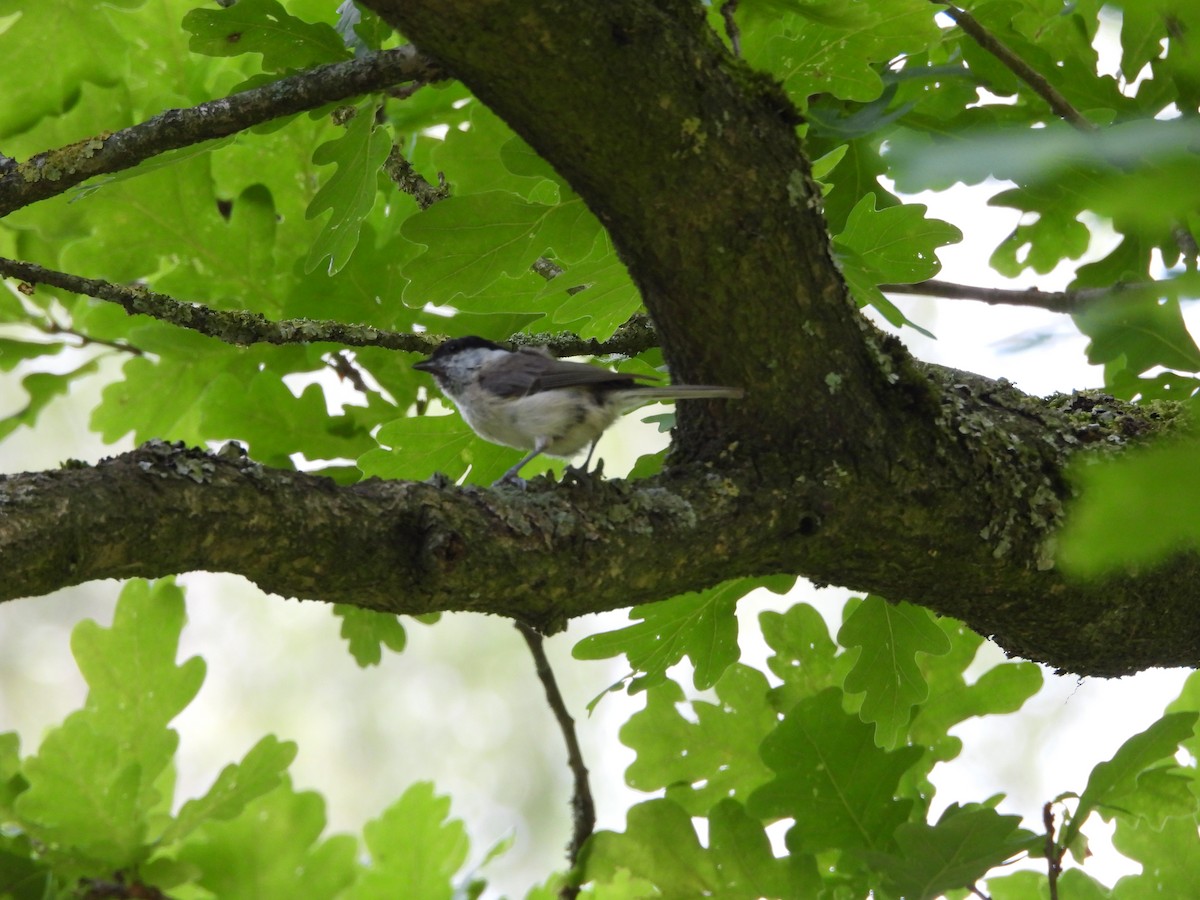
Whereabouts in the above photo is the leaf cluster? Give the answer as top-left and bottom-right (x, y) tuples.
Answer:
(0, 582), (473, 900)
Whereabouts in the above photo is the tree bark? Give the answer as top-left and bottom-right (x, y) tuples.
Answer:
(1, 0), (1197, 677)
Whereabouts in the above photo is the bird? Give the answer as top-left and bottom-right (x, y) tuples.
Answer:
(412, 336), (743, 485)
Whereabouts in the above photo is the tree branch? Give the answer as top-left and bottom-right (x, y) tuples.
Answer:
(881, 279), (1158, 313)
(0, 46), (441, 217)
(6, 0), (1200, 684)
(3, 422), (1200, 678)
(0, 256), (660, 358)
(383, 144), (450, 210)
(933, 1), (1093, 130)
(515, 623), (594, 898)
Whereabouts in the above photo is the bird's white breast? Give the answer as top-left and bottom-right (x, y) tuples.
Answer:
(461, 388), (619, 458)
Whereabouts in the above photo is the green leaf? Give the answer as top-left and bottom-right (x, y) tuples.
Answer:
(835, 193), (962, 284)
(359, 412), (530, 485)
(305, 104), (394, 275)
(840, 257), (936, 338)
(1074, 290), (1200, 376)
(865, 805), (1033, 900)
(401, 192), (586, 308)
(837, 595), (952, 748)
(1062, 711), (1199, 849)
(583, 799), (717, 895)
(0, 360), (99, 442)
(620, 665), (777, 815)
(433, 103), (549, 197)
(178, 776), (357, 900)
(0, 833), (47, 900)
(707, 798), (823, 899)
(891, 118), (1200, 194)
(198, 369), (379, 466)
(14, 580), (205, 873)
(91, 333), (248, 445)
(163, 735), (298, 844)
(832, 193), (957, 336)
(0, 732), (24, 814)
(760, 602), (841, 711)
(334, 605), (408, 667)
(0, 338), (63, 371)
(57, 152), (281, 303)
(1111, 813), (1200, 900)
(1059, 438), (1200, 576)
(0, 3), (127, 138)
(911, 640), (1043, 767)
(747, 687), (922, 853)
(347, 782), (470, 900)
(72, 580), (204, 734)
(544, 232), (642, 341)
(585, 797), (821, 899)
(744, 0), (940, 104)
(574, 577), (793, 692)
(183, 0), (349, 72)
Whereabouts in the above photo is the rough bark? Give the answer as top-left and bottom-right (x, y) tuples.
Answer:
(1, 0), (1198, 676)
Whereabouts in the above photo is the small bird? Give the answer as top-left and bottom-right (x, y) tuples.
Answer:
(413, 336), (743, 485)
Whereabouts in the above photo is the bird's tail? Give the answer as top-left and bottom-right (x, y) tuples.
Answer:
(632, 385), (744, 401)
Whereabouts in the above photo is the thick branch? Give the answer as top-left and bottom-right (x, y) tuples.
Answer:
(6, 0), (1199, 682)
(2, 429), (1199, 677)
(0, 46), (440, 217)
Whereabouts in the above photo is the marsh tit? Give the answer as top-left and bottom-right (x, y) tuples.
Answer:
(412, 336), (743, 485)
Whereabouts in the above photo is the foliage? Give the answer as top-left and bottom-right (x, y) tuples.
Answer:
(1, 0), (1199, 898)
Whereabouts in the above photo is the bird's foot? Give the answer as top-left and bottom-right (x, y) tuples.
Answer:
(492, 471), (529, 490)
(562, 458), (603, 489)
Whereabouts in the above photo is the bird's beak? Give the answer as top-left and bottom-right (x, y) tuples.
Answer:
(412, 359), (435, 372)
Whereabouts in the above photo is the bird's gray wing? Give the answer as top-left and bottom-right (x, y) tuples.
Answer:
(486, 346), (658, 396)
(530, 358), (658, 393)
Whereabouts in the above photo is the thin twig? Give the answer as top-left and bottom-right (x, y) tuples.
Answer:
(383, 145), (450, 209)
(890, 276), (1200, 313)
(881, 278), (1177, 314)
(1043, 802), (1062, 900)
(0, 256), (432, 353)
(0, 46), (442, 217)
(0, 256), (661, 359)
(516, 622), (595, 899)
(720, 0), (742, 57)
(41, 317), (144, 356)
(933, 1), (1093, 131)
(325, 350), (372, 394)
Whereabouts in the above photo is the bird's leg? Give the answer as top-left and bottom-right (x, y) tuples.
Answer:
(578, 438), (599, 473)
(562, 439), (603, 487)
(494, 436), (550, 488)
